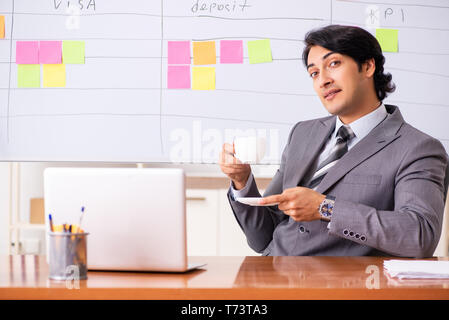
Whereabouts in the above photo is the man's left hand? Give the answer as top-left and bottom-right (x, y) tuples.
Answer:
(259, 187), (326, 222)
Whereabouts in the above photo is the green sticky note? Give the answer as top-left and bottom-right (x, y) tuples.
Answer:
(247, 39), (272, 64)
(62, 41), (85, 64)
(18, 64), (40, 88)
(376, 29), (398, 52)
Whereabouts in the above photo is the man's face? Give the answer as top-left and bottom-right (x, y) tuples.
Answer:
(306, 45), (367, 117)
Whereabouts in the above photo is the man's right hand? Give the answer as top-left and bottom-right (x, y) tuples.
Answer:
(219, 143), (251, 190)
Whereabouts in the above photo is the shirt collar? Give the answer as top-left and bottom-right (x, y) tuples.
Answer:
(334, 103), (387, 140)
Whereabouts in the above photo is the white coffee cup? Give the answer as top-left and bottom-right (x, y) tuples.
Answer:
(233, 136), (266, 164)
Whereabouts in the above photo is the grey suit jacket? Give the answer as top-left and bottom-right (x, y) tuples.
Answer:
(227, 105), (448, 257)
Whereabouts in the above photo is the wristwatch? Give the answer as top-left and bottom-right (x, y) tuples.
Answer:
(318, 195), (336, 221)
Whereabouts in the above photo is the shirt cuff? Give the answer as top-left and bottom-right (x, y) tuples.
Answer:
(230, 173), (255, 200)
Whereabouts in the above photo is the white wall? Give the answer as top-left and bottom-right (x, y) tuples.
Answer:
(0, 163), (11, 255)
(434, 195), (449, 257)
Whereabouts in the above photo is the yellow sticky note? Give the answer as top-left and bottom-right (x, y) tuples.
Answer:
(192, 67), (215, 90)
(248, 39), (272, 64)
(193, 41), (216, 65)
(376, 29), (398, 52)
(0, 16), (5, 39)
(43, 64), (66, 87)
(17, 65), (40, 88)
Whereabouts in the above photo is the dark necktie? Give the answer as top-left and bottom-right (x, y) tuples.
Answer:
(307, 125), (355, 190)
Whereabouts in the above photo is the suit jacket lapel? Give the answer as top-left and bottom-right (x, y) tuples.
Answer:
(284, 116), (336, 189)
(316, 105), (404, 194)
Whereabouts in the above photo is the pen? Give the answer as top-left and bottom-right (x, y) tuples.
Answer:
(48, 214), (54, 232)
(78, 206), (86, 233)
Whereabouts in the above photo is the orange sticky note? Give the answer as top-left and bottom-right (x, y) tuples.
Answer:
(193, 41), (216, 65)
(0, 16), (5, 39)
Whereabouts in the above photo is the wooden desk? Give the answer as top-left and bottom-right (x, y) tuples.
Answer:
(1, 255), (448, 300)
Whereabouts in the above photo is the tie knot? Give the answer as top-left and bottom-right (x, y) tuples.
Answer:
(336, 125), (355, 143)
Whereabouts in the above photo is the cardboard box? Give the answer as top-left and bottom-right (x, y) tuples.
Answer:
(30, 198), (45, 224)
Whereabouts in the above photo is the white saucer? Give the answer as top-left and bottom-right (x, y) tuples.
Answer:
(236, 197), (279, 206)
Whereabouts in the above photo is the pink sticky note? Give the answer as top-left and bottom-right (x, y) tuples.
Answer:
(220, 40), (243, 64)
(16, 41), (39, 64)
(39, 41), (62, 64)
(167, 65), (191, 89)
(168, 41), (191, 65)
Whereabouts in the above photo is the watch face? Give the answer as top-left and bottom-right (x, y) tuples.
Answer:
(321, 210), (331, 218)
(322, 204), (328, 213)
(320, 200), (333, 218)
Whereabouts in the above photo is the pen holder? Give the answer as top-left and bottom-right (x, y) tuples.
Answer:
(48, 232), (89, 280)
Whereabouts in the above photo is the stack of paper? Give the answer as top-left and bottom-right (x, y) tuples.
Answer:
(384, 260), (449, 279)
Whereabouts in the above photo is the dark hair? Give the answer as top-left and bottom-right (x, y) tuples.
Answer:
(302, 25), (395, 101)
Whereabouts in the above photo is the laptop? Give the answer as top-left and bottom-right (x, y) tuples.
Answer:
(44, 167), (205, 273)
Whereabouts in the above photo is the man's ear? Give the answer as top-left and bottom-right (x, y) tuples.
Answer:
(363, 58), (376, 78)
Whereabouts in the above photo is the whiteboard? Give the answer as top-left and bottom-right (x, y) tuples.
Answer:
(0, 0), (448, 163)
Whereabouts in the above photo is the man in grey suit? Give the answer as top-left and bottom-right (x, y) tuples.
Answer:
(219, 25), (448, 258)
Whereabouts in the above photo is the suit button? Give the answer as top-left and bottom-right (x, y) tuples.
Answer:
(355, 233), (360, 239)
(349, 231), (355, 237)
(343, 229), (349, 236)
(299, 225), (306, 233)
(360, 235), (367, 242)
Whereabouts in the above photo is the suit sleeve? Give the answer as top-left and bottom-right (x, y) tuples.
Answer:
(328, 137), (448, 258)
(226, 123), (300, 253)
